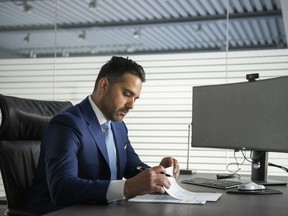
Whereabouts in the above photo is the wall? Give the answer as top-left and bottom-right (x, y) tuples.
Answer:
(0, 49), (288, 196)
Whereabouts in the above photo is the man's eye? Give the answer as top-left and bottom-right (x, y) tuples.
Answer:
(123, 91), (131, 97)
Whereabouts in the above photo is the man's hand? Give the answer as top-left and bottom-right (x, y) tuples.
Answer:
(124, 166), (170, 198)
(160, 157), (180, 178)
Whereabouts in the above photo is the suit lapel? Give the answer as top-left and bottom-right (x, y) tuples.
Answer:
(88, 122), (110, 164)
(80, 97), (110, 165)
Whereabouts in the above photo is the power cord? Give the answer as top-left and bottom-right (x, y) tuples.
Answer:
(219, 150), (288, 179)
(223, 150), (244, 179)
(268, 162), (288, 173)
(241, 150), (288, 174)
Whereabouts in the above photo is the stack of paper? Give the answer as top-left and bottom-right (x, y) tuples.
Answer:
(129, 167), (222, 205)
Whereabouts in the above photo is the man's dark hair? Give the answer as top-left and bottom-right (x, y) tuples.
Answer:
(94, 56), (146, 89)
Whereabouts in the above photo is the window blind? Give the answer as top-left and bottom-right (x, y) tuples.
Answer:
(0, 49), (288, 197)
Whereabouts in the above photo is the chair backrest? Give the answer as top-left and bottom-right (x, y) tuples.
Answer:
(0, 94), (72, 215)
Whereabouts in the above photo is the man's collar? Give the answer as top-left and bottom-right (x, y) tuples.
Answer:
(88, 95), (107, 126)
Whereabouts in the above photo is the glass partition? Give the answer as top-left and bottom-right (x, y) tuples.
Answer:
(3, 0), (287, 59)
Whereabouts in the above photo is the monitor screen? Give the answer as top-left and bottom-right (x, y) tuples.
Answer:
(192, 76), (288, 152)
(192, 76), (288, 185)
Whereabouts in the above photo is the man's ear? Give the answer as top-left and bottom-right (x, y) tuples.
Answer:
(98, 78), (109, 92)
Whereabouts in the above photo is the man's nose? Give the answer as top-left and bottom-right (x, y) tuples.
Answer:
(126, 98), (134, 109)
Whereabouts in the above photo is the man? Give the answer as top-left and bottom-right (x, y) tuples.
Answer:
(24, 56), (180, 214)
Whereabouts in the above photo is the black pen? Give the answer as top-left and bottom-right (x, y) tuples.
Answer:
(136, 166), (172, 177)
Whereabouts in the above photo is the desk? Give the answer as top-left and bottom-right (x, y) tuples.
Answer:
(43, 174), (288, 216)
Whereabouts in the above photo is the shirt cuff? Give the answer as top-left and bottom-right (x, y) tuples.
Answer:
(106, 180), (126, 202)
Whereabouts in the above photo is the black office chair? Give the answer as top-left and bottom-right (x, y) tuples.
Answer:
(0, 94), (72, 216)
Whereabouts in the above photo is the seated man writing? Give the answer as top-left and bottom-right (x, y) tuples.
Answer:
(24, 56), (179, 214)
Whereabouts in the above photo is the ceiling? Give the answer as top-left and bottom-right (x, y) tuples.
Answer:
(0, 0), (287, 58)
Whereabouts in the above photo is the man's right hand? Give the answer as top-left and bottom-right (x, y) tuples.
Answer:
(123, 166), (170, 198)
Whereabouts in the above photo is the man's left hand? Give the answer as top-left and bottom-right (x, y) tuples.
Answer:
(159, 157), (180, 178)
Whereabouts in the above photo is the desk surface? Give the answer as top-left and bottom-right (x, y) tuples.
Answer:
(43, 173), (288, 216)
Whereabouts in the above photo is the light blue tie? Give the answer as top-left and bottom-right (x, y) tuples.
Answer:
(102, 121), (117, 180)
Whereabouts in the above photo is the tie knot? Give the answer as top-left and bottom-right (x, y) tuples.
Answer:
(102, 121), (111, 130)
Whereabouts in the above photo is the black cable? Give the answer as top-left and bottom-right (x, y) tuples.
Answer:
(241, 149), (253, 163)
(224, 150), (288, 179)
(225, 150), (245, 179)
(268, 162), (288, 173)
(242, 150), (288, 174)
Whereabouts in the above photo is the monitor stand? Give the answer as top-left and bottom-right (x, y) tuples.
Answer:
(251, 150), (287, 186)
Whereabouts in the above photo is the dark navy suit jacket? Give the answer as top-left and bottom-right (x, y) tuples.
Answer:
(24, 97), (148, 214)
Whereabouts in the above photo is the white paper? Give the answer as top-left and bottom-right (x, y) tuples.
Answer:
(165, 167), (222, 202)
(129, 167), (222, 205)
(129, 194), (205, 204)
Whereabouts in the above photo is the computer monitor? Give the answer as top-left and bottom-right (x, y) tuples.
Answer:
(192, 76), (288, 185)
